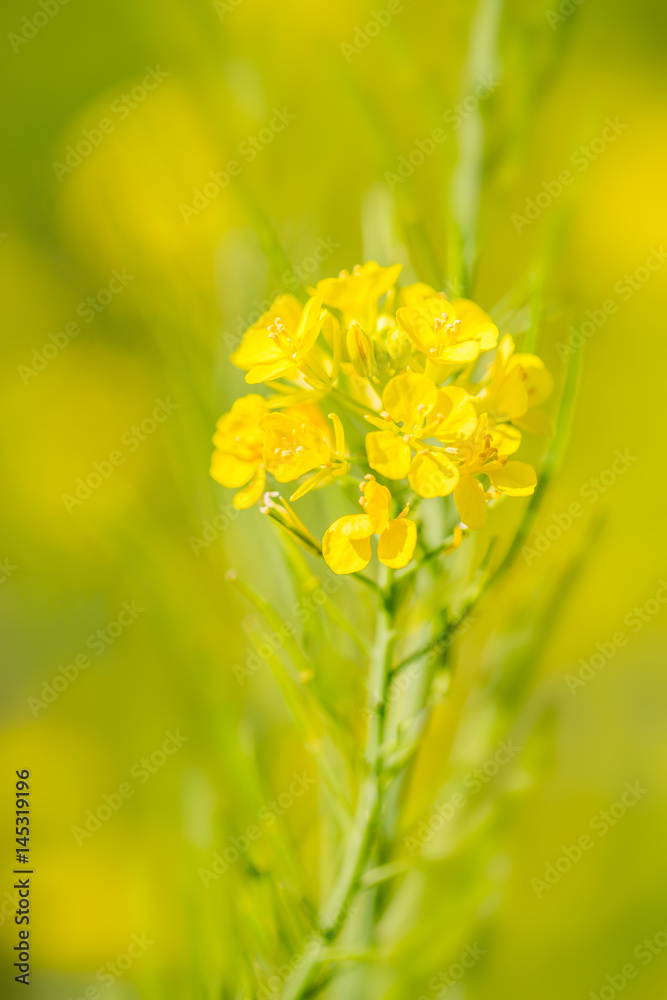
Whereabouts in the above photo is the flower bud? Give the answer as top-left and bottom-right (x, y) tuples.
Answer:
(346, 322), (377, 379)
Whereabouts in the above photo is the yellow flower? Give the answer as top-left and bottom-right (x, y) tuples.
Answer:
(322, 477), (417, 575)
(476, 334), (553, 436)
(397, 282), (438, 309)
(210, 398), (334, 509)
(261, 404), (332, 482)
(210, 395), (268, 509)
(230, 294), (326, 384)
(288, 412), (349, 500)
(315, 261), (401, 326)
(396, 295), (498, 366)
(364, 372), (477, 498)
(452, 414), (536, 529)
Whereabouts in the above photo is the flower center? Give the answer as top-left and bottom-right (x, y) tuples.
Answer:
(267, 318), (294, 355)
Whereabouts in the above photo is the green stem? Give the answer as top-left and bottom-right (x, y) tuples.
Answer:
(279, 576), (395, 1000)
(350, 571), (385, 600)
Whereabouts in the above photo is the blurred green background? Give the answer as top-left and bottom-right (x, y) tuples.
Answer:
(1, 0), (666, 997)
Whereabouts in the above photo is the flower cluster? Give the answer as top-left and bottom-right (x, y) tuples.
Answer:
(211, 262), (552, 574)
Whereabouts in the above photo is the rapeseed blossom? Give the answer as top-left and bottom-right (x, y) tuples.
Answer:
(211, 263), (552, 573)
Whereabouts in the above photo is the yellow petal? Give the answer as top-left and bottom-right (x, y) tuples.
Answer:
(421, 295), (456, 321)
(296, 296), (326, 354)
(382, 372), (437, 428)
(323, 516), (372, 574)
(378, 517), (417, 569)
(230, 294), (303, 369)
(316, 262), (401, 317)
(429, 386), (477, 440)
(212, 394), (268, 450)
(230, 326), (282, 370)
(488, 461), (536, 496)
(497, 334), (515, 366)
(396, 307), (437, 355)
(490, 423), (522, 455)
(408, 452), (458, 499)
(210, 452), (257, 489)
(233, 466), (266, 509)
(360, 478), (391, 534)
(286, 403), (333, 442)
(511, 354), (553, 407)
(451, 299), (498, 351)
(454, 476), (487, 529)
(261, 412), (330, 482)
(245, 359), (296, 384)
(340, 514), (374, 539)
(496, 365), (529, 418)
(398, 282), (438, 308)
(437, 340), (480, 364)
(365, 431), (411, 480)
